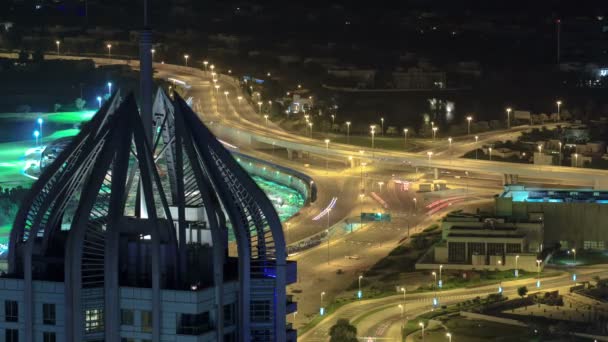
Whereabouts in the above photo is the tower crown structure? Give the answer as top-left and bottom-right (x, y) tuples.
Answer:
(5, 90), (294, 341)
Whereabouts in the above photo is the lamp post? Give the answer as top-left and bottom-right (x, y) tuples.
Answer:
(467, 116), (472, 135)
(257, 101), (263, 113)
(439, 264), (443, 288)
(331, 114), (335, 126)
(370, 125), (376, 151)
(214, 84), (220, 94)
(37, 118), (43, 139)
(489, 147), (492, 161)
(419, 322), (425, 342)
(446, 332), (452, 342)
(427, 151), (433, 170)
(574, 153), (578, 167)
(378, 181), (384, 193)
(515, 255), (520, 277)
(432, 126), (438, 140)
(556, 100), (562, 122)
(55, 40), (60, 55)
(264, 115), (269, 126)
(358, 275), (363, 300)
(184, 54), (189, 66)
(237, 96), (243, 105)
(97, 96), (102, 108)
(320, 292), (326, 315)
(558, 142), (563, 165)
(33, 130), (40, 146)
(308, 122), (313, 138)
(324, 139), (330, 173)
(448, 137), (452, 157)
(572, 248), (577, 281)
(224, 91), (229, 102)
(506, 107), (512, 128)
(203, 60), (208, 72)
(151, 48), (155, 61)
(106, 44), (112, 58)
(107, 82), (112, 96)
(536, 259), (542, 288)
(403, 128), (409, 149)
(346, 121), (351, 144)
(475, 135), (479, 159)
(380, 117), (384, 136)
(398, 304), (404, 318)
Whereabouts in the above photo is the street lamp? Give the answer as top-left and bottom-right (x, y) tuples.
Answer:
(210, 64), (215, 72)
(466, 116), (472, 135)
(184, 54), (189, 66)
(308, 122), (313, 138)
(446, 332), (452, 342)
(398, 304), (404, 318)
(324, 139), (330, 173)
(475, 135), (479, 159)
(439, 264), (443, 288)
(556, 100), (562, 122)
(574, 153), (579, 167)
(257, 101), (263, 113)
(370, 125), (376, 154)
(448, 137), (452, 156)
(107, 82), (112, 96)
(151, 48), (155, 61)
(432, 126), (438, 140)
(419, 322), (425, 341)
(536, 259), (542, 288)
(37, 118), (43, 139)
(224, 91), (229, 101)
(106, 44), (112, 58)
(331, 114), (335, 126)
(55, 40), (60, 55)
(237, 96), (243, 105)
(489, 147), (492, 161)
(427, 151), (433, 169)
(214, 85), (220, 94)
(358, 275), (363, 299)
(403, 128), (409, 149)
(378, 181), (384, 192)
(538, 144), (543, 154)
(572, 248), (577, 281)
(380, 117), (384, 136)
(320, 291), (326, 315)
(203, 60), (208, 72)
(264, 114), (269, 126)
(506, 107), (512, 128)
(515, 255), (520, 277)
(346, 121), (351, 143)
(97, 96), (102, 108)
(33, 130), (40, 146)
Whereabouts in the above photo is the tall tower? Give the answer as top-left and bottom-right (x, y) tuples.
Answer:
(140, 0), (153, 143)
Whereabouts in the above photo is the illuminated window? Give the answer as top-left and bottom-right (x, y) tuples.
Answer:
(84, 308), (104, 332)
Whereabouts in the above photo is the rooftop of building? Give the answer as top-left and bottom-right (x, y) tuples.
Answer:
(499, 185), (608, 204)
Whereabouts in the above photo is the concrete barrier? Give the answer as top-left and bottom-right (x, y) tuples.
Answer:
(460, 311), (528, 327)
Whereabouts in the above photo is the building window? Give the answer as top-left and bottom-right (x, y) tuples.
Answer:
(584, 240), (605, 250)
(177, 312), (211, 335)
(141, 310), (153, 333)
(224, 303), (235, 325)
(447, 242), (466, 262)
(251, 300), (271, 323)
(487, 243), (505, 256)
(43, 304), (56, 325)
(43, 332), (56, 342)
(5, 329), (18, 342)
(5, 300), (18, 322)
(467, 242), (485, 262)
(120, 309), (134, 326)
(506, 243), (522, 254)
(84, 308), (104, 333)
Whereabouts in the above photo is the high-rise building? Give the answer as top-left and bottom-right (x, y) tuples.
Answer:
(0, 90), (296, 341)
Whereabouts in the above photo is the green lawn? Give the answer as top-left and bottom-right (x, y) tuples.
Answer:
(416, 317), (538, 342)
(551, 249), (608, 266)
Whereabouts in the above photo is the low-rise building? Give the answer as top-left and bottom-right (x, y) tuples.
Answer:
(424, 214), (542, 272)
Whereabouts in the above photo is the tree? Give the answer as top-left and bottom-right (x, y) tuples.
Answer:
(518, 286), (528, 298)
(329, 319), (357, 342)
(75, 98), (86, 110)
